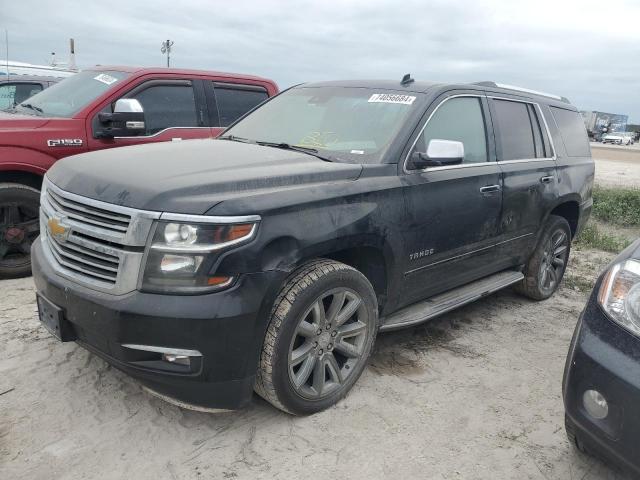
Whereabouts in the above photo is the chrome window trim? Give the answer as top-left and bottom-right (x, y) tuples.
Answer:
(113, 126), (212, 140)
(403, 94), (486, 174)
(496, 158), (556, 165)
(159, 212), (262, 224)
(487, 95), (557, 161)
(403, 94), (560, 174)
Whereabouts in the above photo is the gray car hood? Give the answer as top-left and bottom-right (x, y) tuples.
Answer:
(46, 138), (363, 214)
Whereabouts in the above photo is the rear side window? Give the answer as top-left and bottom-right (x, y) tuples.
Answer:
(133, 84), (198, 135)
(0, 83), (43, 109)
(214, 85), (268, 127)
(15, 83), (44, 104)
(414, 96), (488, 164)
(550, 107), (590, 157)
(493, 99), (539, 160)
(0, 84), (16, 109)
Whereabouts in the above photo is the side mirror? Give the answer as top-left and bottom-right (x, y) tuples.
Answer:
(96, 99), (146, 138)
(409, 139), (464, 169)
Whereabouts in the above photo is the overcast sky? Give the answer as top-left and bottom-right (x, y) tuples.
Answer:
(4, 0), (640, 122)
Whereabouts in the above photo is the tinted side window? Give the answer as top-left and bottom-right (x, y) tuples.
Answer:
(214, 86), (268, 127)
(550, 107), (591, 157)
(14, 83), (43, 104)
(493, 99), (538, 160)
(133, 84), (198, 135)
(413, 96), (488, 164)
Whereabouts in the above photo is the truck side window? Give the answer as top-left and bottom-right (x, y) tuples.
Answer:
(550, 106), (591, 157)
(0, 83), (43, 109)
(214, 86), (269, 127)
(493, 99), (540, 160)
(414, 96), (488, 164)
(133, 84), (198, 135)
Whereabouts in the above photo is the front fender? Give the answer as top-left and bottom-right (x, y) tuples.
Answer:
(0, 146), (57, 174)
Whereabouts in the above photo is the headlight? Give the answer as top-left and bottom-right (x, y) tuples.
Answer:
(141, 220), (258, 294)
(598, 259), (640, 336)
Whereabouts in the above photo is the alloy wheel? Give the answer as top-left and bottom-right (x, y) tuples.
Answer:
(538, 229), (569, 293)
(288, 287), (371, 400)
(0, 201), (40, 268)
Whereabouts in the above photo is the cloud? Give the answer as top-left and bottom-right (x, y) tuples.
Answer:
(3, 0), (640, 121)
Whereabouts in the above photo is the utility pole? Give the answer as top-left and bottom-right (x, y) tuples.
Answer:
(160, 39), (174, 67)
(4, 29), (9, 77)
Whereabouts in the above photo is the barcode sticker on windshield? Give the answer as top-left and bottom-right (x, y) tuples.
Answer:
(368, 93), (416, 105)
(93, 74), (118, 85)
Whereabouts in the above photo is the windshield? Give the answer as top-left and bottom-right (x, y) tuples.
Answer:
(223, 86), (421, 163)
(10, 70), (130, 118)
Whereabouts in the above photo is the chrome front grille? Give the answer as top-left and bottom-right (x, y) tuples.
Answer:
(40, 177), (160, 294)
(46, 187), (131, 234)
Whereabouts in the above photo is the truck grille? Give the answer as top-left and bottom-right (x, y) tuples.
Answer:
(40, 178), (160, 294)
(46, 188), (131, 235)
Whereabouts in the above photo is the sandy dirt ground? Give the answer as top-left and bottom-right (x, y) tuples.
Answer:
(2, 147), (639, 480)
(592, 144), (640, 188)
(0, 247), (633, 480)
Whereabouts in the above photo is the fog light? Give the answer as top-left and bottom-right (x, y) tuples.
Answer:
(162, 353), (191, 366)
(583, 389), (609, 419)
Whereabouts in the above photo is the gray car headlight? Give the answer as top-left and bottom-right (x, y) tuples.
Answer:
(598, 259), (640, 337)
(141, 221), (257, 294)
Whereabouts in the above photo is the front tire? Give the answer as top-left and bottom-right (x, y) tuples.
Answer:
(0, 183), (41, 279)
(515, 215), (571, 300)
(255, 259), (378, 415)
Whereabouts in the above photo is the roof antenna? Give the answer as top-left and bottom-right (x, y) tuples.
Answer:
(401, 73), (414, 85)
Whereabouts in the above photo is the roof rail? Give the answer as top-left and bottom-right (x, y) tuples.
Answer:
(473, 81), (569, 103)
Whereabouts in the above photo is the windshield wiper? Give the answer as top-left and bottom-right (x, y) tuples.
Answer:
(255, 141), (334, 162)
(17, 103), (43, 115)
(218, 135), (255, 144)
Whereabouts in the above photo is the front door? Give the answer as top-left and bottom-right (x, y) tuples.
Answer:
(399, 93), (503, 307)
(89, 79), (213, 150)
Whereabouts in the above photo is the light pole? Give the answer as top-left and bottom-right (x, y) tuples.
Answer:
(160, 39), (174, 67)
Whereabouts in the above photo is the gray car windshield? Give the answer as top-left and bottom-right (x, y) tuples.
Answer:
(12, 70), (130, 118)
(223, 87), (420, 163)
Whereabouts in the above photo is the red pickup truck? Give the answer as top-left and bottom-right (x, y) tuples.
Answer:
(0, 66), (278, 278)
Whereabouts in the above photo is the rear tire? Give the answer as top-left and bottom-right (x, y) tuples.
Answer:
(0, 183), (41, 279)
(255, 259), (378, 415)
(515, 215), (571, 300)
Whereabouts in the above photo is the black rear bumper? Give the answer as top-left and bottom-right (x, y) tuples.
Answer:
(563, 292), (640, 477)
(32, 240), (286, 410)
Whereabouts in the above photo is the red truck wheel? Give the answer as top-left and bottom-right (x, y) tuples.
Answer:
(0, 183), (40, 279)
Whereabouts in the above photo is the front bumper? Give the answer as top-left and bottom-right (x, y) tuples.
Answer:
(32, 240), (286, 410)
(563, 289), (640, 476)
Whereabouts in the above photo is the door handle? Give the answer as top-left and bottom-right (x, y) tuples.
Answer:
(479, 184), (501, 194)
(540, 175), (555, 184)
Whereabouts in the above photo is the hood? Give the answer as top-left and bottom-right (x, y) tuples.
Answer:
(47, 138), (363, 214)
(0, 110), (50, 129)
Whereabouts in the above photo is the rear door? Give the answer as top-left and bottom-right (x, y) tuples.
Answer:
(487, 95), (557, 265)
(90, 78), (212, 150)
(204, 81), (270, 136)
(398, 92), (504, 307)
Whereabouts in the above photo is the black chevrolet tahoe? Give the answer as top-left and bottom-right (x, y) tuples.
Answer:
(32, 78), (594, 415)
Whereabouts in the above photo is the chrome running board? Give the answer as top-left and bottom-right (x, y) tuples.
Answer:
(380, 270), (524, 332)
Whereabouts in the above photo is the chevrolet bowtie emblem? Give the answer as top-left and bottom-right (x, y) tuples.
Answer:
(47, 216), (70, 243)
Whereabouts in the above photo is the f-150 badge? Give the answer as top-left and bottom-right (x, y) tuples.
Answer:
(47, 139), (83, 147)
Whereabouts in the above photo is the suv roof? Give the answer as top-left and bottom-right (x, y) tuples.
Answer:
(300, 79), (573, 107)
